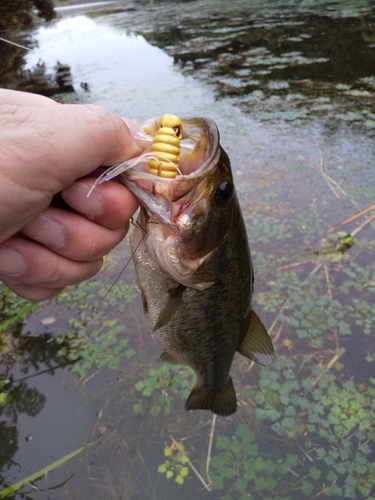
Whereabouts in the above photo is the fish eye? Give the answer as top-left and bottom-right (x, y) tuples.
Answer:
(214, 182), (234, 205)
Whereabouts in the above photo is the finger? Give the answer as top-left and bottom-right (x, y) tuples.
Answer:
(61, 178), (139, 229)
(19, 206), (129, 261)
(1, 104), (147, 193)
(0, 104), (146, 240)
(0, 238), (103, 289)
(0, 279), (65, 302)
(0, 89), (58, 107)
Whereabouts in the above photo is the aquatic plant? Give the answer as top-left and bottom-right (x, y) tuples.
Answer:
(56, 279), (137, 377)
(133, 363), (194, 416)
(158, 439), (190, 485)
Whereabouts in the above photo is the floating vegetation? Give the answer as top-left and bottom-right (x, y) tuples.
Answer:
(158, 439), (190, 485)
(56, 279), (137, 377)
(133, 363), (194, 416)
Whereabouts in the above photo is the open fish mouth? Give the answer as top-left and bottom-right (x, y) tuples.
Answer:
(88, 116), (224, 232)
(88, 117), (221, 199)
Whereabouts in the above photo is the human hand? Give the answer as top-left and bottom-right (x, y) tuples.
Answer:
(0, 89), (146, 301)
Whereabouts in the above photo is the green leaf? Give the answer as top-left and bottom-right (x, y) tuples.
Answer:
(166, 470), (173, 479)
(221, 466), (236, 479)
(180, 467), (189, 477)
(229, 439), (242, 455)
(244, 459), (256, 480)
(301, 480), (314, 496)
(236, 424), (255, 443)
(216, 435), (231, 450)
(309, 467), (322, 480)
(233, 478), (248, 493)
(132, 403), (143, 414)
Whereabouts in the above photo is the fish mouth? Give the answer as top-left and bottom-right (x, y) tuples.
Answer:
(119, 117), (221, 230)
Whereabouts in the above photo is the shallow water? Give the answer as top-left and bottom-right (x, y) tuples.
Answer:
(1, 1), (375, 499)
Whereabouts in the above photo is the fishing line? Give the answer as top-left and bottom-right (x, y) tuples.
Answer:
(99, 216), (147, 305)
(0, 36), (70, 65)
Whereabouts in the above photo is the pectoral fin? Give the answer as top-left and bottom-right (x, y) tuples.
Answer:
(185, 377), (237, 416)
(153, 284), (186, 332)
(237, 310), (275, 366)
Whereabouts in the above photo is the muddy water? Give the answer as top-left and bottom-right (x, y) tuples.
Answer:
(1, 1), (375, 499)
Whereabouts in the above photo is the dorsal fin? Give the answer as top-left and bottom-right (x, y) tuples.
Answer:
(237, 310), (275, 366)
(153, 284), (186, 332)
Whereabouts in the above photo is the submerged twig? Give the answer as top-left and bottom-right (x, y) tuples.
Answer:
(137, 449), (156, 500)
(310, 351), (344, 388)
(169, 436), (212, 492)
(351, 212), (375, 237)
(276, 260), (309, 272)
(297, 444), (314, 463)
(319, 149), (361, 213)
(323, 264), (332, 301)
(0, 447), (84, 498)
(205, 415), (217, 486)
(326, 200), (375, 234)
(319, 150), (340, 199)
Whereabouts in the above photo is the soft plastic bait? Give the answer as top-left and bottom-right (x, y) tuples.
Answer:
(149, 114), (182, 178)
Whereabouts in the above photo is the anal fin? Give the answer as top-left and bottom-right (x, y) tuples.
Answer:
(237, 310), (275, 366)
(185, 377), (237, 416)
(158, 350), (181, 365)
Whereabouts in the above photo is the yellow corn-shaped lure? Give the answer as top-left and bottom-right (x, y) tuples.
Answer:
(149, 114), (182, 178)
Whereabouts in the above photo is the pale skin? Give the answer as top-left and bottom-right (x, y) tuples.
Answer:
(0, 89), (147, 301)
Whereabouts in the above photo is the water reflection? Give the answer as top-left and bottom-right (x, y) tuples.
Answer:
(114, 0), (375, 128)
(0, 332), (62, 480)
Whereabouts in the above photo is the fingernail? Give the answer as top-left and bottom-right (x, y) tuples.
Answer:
(121, 118), (150, 147)
(62, 182), (104, 219)
(0, 245), (26, 276)
(23, 214), (65, 248)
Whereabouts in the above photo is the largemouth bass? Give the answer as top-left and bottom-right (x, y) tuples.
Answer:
(118, 116), (275, 416)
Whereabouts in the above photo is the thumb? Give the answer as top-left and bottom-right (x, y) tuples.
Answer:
(0, 103), (147, 241)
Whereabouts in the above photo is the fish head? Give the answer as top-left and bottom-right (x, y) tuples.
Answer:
(121, 117), (239, 286)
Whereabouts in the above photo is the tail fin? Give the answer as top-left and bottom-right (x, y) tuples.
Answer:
(185, 377), (237, 416)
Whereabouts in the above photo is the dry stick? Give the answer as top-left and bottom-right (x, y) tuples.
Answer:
(320, 149), (340, 199)
(297, 444), (314, 463)
(272, 322), (284, 343)
(137, 449), (157, 500)
(205, 414), (217, 487)
(169, 436), (212, 492)
(351, 212), (375, 237)
(326, 200), (375, 234)
(323, 264), (332, 301)
(311, 352), (342, 388)
(319, 149), (361, 210)
(276, 261), (309, 272)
